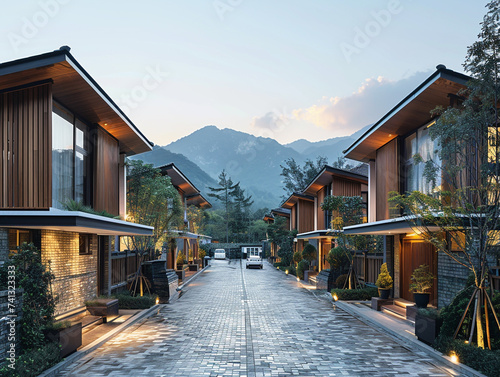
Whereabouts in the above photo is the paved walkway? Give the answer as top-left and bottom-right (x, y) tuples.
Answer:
(57, 260), (453, 377)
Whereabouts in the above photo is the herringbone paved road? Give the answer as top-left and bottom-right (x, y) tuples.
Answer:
(58, 260), (451, 377)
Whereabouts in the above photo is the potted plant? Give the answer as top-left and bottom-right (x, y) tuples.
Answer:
(375, 263), (393, 299)
(409, 264), (434, 308)
(415, 307), (442, 344)
(44, 320), (82, 358)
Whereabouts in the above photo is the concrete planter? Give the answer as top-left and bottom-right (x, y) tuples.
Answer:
(45, 322), (82, 358)
(86, 299), (119, 323)
(415, 312), (442, 345)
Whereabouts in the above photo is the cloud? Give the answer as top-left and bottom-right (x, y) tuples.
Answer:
(251, 111), (288, 132)
(291, 71), (432, 134)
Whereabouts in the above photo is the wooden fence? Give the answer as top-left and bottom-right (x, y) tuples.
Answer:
(352, 252), (384, 285)
(110, 250), (143, 290)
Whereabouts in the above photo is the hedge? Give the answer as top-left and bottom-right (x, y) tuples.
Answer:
(331, 287), (378, 301)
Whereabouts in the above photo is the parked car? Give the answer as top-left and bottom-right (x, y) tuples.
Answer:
(246, 255), (263, 269)
(214, 249), (226, 259)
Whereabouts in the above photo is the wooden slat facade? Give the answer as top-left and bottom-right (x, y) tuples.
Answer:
(297, 199), (314, 234)
(317, 187), (326, 230)
(0, 83), (52, 209)
(376, 138), (399, 221)
(94, 128), (120, 215)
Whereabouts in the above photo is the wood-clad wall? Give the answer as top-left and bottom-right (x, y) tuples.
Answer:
(332, 178), (362, 197)
(291, 206), (297, 230)
(298, 199), (314, 233)
(317, 187), (326, 230)
(376, 138), (399, 221)
(94, 128), (119, 215)
(0, 83), (52, 209)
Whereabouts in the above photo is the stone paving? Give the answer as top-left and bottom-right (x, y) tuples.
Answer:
(58, 260), (453, 377)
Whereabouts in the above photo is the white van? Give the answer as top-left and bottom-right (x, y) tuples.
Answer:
(214, 249), (226, 259)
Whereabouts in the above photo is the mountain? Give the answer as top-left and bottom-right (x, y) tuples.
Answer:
(131, 125), (369, 210)
(128, 146), (217, 197)
(285, 124), (372, 160)
(164, 126), (304, 209)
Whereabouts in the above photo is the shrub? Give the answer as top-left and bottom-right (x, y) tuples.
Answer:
(199, 249), (206, 260)
(176, 252), (187, 265)
(0, 342), (61, 377)
(326, 247), (349, 272)
(0, 243), (56, 351)
(301, 244), (317, 264)
(409, 264), (434, 293)
(278, 265), (296, 276)
(331, 287), (378, 301)
(435, 337), (500, 377)
(292, 251), (302, 265)
(297, 260), (309, 280)
(113, 292), (158, 309)
(375, 262), (393, 289)
(335, 274), (348, 289)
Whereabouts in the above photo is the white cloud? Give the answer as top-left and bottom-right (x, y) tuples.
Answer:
(251, 111), (288, 132)
(291, 71), (432, 134)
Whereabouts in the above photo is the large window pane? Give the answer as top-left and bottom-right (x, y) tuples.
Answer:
(52, 111), (74, 209)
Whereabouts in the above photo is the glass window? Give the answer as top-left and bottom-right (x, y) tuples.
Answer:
(79, 234), (92, 255)
(403, 122), (441, 195)
(52, 104), (92, 209)
(52, 108), (74, 209)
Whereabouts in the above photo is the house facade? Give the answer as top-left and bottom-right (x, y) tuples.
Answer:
(0, 47), (153, 315)
(158, 163), (211, 271)
(343, 65), (471, 307)
(298, 165), (368, 273)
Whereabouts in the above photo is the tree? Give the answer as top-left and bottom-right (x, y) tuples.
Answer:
(331, 156), (355, 170)
(301, 243), (317, 269)
(280, 156), (328, 198)
(126, 160), (183, 253)
(390, 0), (500, 349)
(248, 219), (268, 243)
(208, 170), (237, 242)
(230, 183), (254, 242)
(267, 216), (297, 266)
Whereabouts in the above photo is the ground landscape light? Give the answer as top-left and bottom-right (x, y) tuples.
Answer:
(285, 270), (289, 275)
(333, 294), (339, 301)
(450, 352), (459, 364)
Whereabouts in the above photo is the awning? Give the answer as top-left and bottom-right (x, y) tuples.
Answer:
(0, 209), (153, 236)
(169, 230), (206, 240)
(296, 229), (341, 240)
(343, 217), (441, 235)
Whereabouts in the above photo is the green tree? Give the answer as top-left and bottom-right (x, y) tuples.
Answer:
(301, 243), (317, 269)
(125, 160), (183, 253)
(248, 219), (268, 243)
(207, 170), (237, 242)
(267, 216), (297, 266)
(230, 183), (254, 242)
(390, 0), (500, 349)
(280, 156), (328, 198)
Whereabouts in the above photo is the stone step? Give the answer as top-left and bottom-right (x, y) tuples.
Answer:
(394, 298), (415, 309)
(381, 304), (407, 319)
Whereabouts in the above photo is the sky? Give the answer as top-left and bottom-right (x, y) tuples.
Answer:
(0, 1), (489, 146)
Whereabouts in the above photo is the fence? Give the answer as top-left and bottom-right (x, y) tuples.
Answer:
(352, 252), (383, 285)
(110, 250), (143, 290)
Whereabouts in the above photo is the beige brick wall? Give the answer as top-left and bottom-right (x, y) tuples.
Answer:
(41, 230), (98, 315)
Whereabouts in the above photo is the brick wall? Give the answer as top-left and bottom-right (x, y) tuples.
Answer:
(0, 228), (8, 262)
(0, 289), (23, 362)
(41, 230), (98, 315)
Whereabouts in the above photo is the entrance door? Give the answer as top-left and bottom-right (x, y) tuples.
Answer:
(401, 239), (437, 304)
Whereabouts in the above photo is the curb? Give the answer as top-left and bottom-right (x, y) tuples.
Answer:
(38, 304), (161, 377)
(178, 264), (210, 289)
(330, 297), (486, 377)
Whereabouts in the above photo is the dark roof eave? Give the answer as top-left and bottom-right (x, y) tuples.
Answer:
(0, 48), (154, 153)
(343, 67), (470, 159)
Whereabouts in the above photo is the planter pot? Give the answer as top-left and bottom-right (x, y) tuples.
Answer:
(415, 313), (442, 344)
(45, 322), (82, 358)
(378, 288), (391, 299)
(86, 299), (119, 323)
(413, 293), (430, 308)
